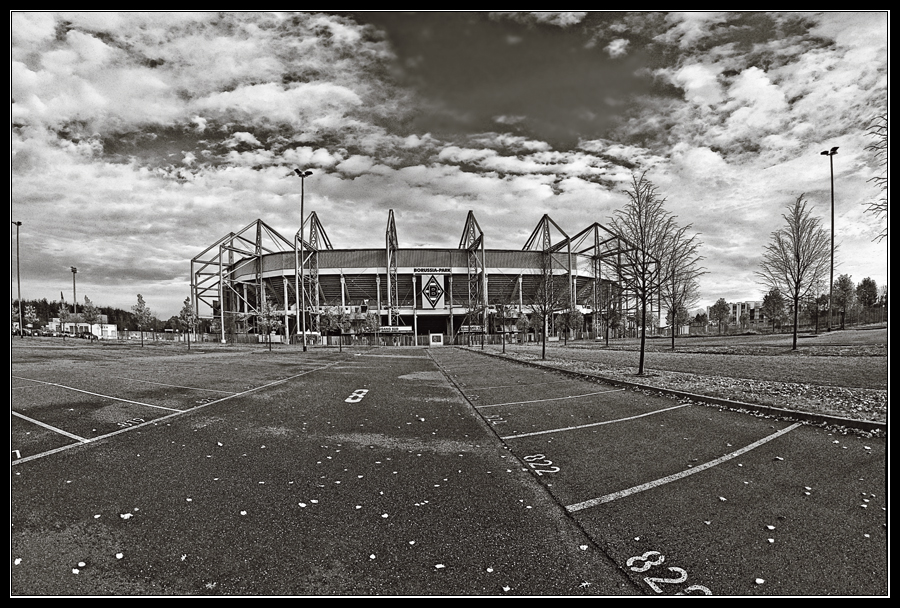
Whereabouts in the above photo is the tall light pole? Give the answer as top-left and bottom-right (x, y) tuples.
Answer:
(71, 266), (78, 318)
(294, 169), (312, 351)
(12, 221), (23, 338)
(820, 146), (838, 332)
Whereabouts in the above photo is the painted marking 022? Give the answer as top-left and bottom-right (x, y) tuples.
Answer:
(523, 453), (560, 476)
(345, 389), (369, 403)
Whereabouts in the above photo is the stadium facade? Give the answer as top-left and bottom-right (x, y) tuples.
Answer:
(191, 210), (660, 344)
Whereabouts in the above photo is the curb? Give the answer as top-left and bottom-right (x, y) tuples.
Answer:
(459, 347), (886, 434)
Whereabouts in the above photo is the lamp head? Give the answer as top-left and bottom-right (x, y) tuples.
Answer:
(294, 168), (313, 178)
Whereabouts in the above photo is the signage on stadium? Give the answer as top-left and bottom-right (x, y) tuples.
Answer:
(421, 274), (445, 309)
(379, 326), (413, 333)
(413, 267), (451, 274)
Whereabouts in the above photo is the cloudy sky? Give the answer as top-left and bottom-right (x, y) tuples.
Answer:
(11, 11), (888, 320)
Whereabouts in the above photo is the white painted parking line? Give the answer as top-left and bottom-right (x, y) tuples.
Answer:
(11, 362), (336, 466)
(357, 354), (430, 359)
(500, 403), (690, 439)
(477, 388), (626, 409)
(565, 423), (803, 513)
(10, 376), (182, 412)
(112, 377), (236, 394)
(466, 379), (574, 390)
(11, 411), (90, 443)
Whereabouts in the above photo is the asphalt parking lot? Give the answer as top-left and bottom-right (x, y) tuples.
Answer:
(430, 347), (887, 596)
(10, 343), (887, 596)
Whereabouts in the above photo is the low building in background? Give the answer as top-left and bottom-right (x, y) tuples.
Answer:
(706, 301), (765, 330)
(47, 315), (118, 339)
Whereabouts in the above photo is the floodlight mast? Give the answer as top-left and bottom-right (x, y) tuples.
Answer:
(294, 169), (313, 351)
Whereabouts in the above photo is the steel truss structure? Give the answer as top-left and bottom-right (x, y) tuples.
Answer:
(191, 210), (658, 343)
(458, 211), (487, 335)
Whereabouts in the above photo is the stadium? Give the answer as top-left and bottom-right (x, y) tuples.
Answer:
(190, 210), (659, 345)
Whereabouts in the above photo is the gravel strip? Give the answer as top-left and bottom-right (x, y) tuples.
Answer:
(477, 349), (886, 436)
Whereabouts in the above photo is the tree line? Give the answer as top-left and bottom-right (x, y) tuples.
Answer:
(704, 275), (886, 336)
(12, 298), (144, 330)
(10, 296), (208, 333)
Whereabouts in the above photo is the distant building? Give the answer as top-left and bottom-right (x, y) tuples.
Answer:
(706, 301), (765, 329)
(48, 315), (118, 340)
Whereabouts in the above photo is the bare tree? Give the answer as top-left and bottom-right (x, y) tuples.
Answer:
(320, 305), (351, 352)
(257, 299), (284, 351)
(488, 275), (522, 354)
(132, 294), (153, 347)
(599, 282), (625, 344)
(756, 194), (831, 350)
(525, 254), (571, 361)
(761, 288), (786, 334)
(558, 308), (583, 346)
(659, 225), (705, 350)
(81, 296), (102, 342)
(832, 274), (856, 329)
(178, 297), (198, 350)
(709, 298), (731, 335)
(864, 112), (887, 242)
(58, 304), (71, 342)
(611, 172), (673, 375)
(24, 305), (39, 335)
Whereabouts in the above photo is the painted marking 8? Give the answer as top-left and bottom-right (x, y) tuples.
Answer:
(345, 389), (369, 403)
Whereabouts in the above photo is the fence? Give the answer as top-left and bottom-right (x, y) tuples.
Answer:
(113, 320), (887, 347)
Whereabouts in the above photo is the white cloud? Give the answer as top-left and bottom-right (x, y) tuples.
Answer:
(491, 12), (588, 28)
(225, 132), (263, 148)
(720, 67), (790, 140)
(668, 63), (724, 106)
(658, 12), (732, 49)
(337, 155), (376, 176)
(605, 38), (630, 58)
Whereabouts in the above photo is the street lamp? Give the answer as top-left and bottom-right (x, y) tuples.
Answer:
(294, 169), (313, 352)
(12, 221), (23, 338)
(71, 266), (78, 318)
(820, 146), (838, 332)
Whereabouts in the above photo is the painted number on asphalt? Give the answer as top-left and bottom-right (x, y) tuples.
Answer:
(484, 413), (506, 425)
(345, 389), (369, 403)
(117, 418), (145, 428)
(626, 551), (712, 595)
(523, 453), (560, 475)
